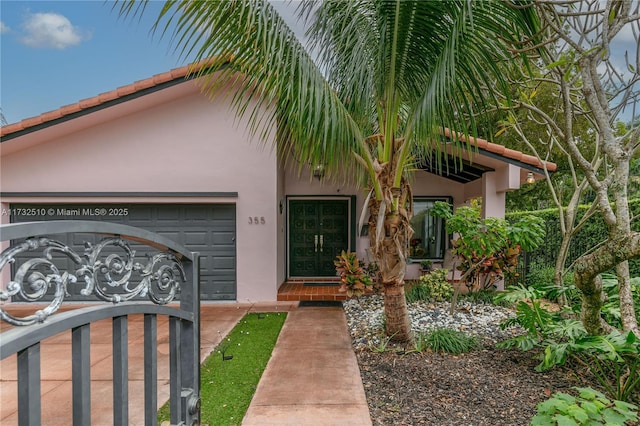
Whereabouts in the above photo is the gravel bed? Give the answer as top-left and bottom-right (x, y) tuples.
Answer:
(344, 295), (594, 425)
(343, 295), (524, 350)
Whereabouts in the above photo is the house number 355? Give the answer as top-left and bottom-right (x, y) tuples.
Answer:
(248, 216), (266, 224)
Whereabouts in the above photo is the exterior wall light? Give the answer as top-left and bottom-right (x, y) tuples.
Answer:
(313, 164), (325, 180)
(526, 172), (536, 184)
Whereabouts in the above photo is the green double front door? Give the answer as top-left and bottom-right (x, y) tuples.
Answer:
(289, 199), (349, 277)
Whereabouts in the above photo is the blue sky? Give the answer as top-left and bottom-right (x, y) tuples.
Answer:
(1, 1), (181, 124)
(1, 1), (637, 126)
(0, 1), (302, 125)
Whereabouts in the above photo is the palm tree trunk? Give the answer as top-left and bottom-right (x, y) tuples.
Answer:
(367, 168), (413, 343)
(383, 283), (412, 342)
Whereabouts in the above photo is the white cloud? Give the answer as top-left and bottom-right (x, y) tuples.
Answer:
(20, 12), (86, 49)
(0, 21), (10, 34)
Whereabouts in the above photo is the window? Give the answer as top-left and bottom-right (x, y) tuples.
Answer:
(409, 197), (449, 260)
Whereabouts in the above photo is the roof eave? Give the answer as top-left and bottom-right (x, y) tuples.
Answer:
(0, 76), (193, 143)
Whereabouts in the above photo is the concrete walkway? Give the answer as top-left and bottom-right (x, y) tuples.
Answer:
(242, 306), (372, 425)
(0, 302), (371, 425)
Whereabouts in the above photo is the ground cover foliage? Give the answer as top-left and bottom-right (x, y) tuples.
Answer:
(157, 312), (286, 425)
(353, 277), (640, 425)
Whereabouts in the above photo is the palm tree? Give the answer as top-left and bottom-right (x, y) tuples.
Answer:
(120, 0), (540, 343)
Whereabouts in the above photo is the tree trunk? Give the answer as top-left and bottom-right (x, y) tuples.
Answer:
(616, 260), (639, 333)
(367, 163), (413, 343)
(553, 185), (586, 307)
(574, 231), (640, 334)
(383, 283), (412, 342)
(577, 273), (612, 335)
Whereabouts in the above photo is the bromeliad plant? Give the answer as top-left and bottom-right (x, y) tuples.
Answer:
(334, 251), (373, 297)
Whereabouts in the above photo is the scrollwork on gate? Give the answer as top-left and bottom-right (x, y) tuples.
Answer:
(0, 236), (185, 326)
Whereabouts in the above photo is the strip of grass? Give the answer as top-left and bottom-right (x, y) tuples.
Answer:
(158, 312), (287, 425)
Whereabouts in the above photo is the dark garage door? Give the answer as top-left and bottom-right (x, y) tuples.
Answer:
(10, 203), (236, 301)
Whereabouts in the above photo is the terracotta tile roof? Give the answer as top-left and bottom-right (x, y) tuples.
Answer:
(0, 63), (198, 138)
(443, 128), (557, 173)
(0, 62), (556, 173)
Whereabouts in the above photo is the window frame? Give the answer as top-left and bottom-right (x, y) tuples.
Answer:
(409, 196), (452, 261)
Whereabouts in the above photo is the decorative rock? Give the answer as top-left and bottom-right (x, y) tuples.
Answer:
(343, 295), (524, 350)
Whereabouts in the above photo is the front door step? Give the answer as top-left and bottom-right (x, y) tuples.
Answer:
(298, 300), (343, 307)
(277, 282), (347, 301)
(303, 282), (340, 287)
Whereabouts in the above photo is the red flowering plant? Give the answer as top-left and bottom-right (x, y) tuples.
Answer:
(409, 238), (422, 256)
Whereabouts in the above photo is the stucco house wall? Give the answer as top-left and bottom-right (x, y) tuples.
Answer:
(1, 66), (555, 301)
(1, 79), (281, 301)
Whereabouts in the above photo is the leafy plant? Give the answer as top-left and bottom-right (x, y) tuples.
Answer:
(420, 260), (432, 271)
(432, 202), (545, 292)
(498, 284), (640, 403)
(531, 387), (638, 426)
(496, 285), (561, 350)
(334, 251), (373, 297)
(405, 281), (430, 303)
(363, 260), (382, 293)
(415, 328), (479, 354)
(405, 269), (452, 303)
(540, 331), (640, 403)
(538, 282), (580, 309)
(600, 274), (640, 328)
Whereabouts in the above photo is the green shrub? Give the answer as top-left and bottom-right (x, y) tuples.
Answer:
(433, 202), (545, 291)
(526, 263), (556, 289)
(531, 387), (638, 425)
(507, 198), (640, 277)
(405, 269), (453, 303)
(524, 265), (579, 307)
(414, 328), (479, 354)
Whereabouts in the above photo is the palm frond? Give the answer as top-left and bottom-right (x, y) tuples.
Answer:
(118, 0), (367, 181)
(117, 0), (540, 189)
(404, 0), (540, 182)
